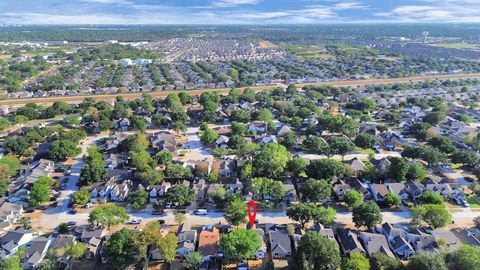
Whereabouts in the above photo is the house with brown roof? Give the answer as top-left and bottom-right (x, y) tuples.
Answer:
(198, 225), (220, 261)
(370, 184), (389, 202)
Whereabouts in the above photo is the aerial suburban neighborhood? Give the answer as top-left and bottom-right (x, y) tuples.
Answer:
(1, 5), (480, 270)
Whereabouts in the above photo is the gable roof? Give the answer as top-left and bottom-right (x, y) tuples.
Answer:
(269, 230), (291, 255)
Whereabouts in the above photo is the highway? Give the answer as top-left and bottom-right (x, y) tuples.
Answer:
(2, 72), (480, 106)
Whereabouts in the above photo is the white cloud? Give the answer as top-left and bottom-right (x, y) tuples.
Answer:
(376, 1), (480, 22)
(213, 0), (258, 7)
(81, 0), (131, 4)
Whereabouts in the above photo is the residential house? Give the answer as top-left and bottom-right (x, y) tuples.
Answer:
(0, 228), (33, 259)
(358, 232), (395, 258)
(405, 180), (425, 200)
(369, 184), (390, 202)
(151, 132), (177, 152)
(284, 182), (298, 203)
(194, 179), (208, 202)
(148, 182), (171, 203)
(217, 159), (236, 178)
(336, 228), (366, 256)
(176, 223), (197, 258)
(118, 118), (130, 132)
(345, 158), (366, 174)
(371, 158), (391, 176)
(429, 230), (461, 250)
(269, 230), (292, 259)
(380, 223), (414, 259)
(89, 180), (116, 203)
(248, 121), (267, 134)
(225, 180), (243, 197)
(0, 202), (24, 230)
(21, 237), (52, 269)
(333, 180), (352, 201)
(404, 228), (438, 252)
(52, 235), (76, 250)
(110, 180), (132, 202)
(215, 136), (229, 148)
(198, 225), (220, 261)
(258, 135), (278, 145)
(385, 183), (410, 201)
(310, 222), (335, 241)
(425, 182), (453, 199)
(22, 159), (55, 186)
(80, 227), (106, 260)
(277, 125), (293, 137)
(346, 178), (372, 200)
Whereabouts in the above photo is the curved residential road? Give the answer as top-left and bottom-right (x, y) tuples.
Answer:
(3, 72), (480, 106)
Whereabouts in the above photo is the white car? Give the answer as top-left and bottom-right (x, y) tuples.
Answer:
(194, 209), (208, 216)
(126, 219), (142, 224)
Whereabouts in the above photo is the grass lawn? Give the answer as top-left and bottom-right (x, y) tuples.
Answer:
(434, 43), (480, 49)
(466, 195), (480, 208)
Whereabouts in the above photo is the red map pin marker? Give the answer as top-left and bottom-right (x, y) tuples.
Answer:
(247, 200), (257, 229)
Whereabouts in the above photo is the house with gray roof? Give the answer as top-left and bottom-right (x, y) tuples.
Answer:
(359, 232), (395, 258)
(336, 228), (366, 256)
(269, 230), (292, 259)
(21, 237), (52, 269)
(0, 228), (33, 259)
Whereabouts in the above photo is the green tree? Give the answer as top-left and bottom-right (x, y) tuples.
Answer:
(408, 252), (447, 270)
(0, 255), (22, 270)
(50, 140), (80, 161)
(383, 192), (401, 208)
(424, 111), (445, 126)
(80, 148), (107, 185)
(371, 252), (402, 270)
(200, 127), (218, 145)
(355, 133), (376, 149)
(155, 150), (173, 165)
(28, 182), (50, 207)
(342, 252), (370, 270)
(287, 203), (315, 228)
(418, 191), (445, 205)
(407, 162), (428, 181)
(301, 179), (331, 203)
(0, 155), (21, 176)
(411, 204), (452, 228)
(166, 184), (195, 206)
(251, 177), (286, 202)
(225, 196), (247, 226)
(428, 136), (457, 154)
(72, 189), (91, 206)
(257, 108), (273, 122)
(294, 232), (341, 270)
(287, 157), (307, 177)
(446, 244), (480, 270)
(312, 206), (336, 227)
(185, 252), (203, 270)
(307, 159), (345, 180)
(88, 204), (129, 229)
(388, 157), (409, 182)
(253, 143), (289, 178)
(352, 201), (383, 229)
(103, 228), (135, 269)
(65, 243), (87, 268)
(327, 137), (356, 159)
(220, 228), (262, 262)
(344, 190), (363, 208)
(240, 163), (253, 180)
(164, 163), (193, 178)
(451, 151), (478, 166)
(129, 188), (149, 209)
(131, 150), (156, 172)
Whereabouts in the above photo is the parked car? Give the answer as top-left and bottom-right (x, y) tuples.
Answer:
(126, 219), (142, 224)
(85, 202), (93, 208)
(194, 209), (208, 216)
(66, 221), (77, 226)
(68, 210), (77, 215)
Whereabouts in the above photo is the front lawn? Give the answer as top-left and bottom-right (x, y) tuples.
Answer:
(466, 195), (480, 208)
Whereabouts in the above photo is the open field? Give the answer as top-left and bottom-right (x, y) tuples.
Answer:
(433, 43), (480, 50)
(2, 72), (480, 106)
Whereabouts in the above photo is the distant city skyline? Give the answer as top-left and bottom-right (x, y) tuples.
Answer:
(1, 0), (480, 25)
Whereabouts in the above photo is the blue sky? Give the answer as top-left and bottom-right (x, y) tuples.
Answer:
(1, 0), (480, 24)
